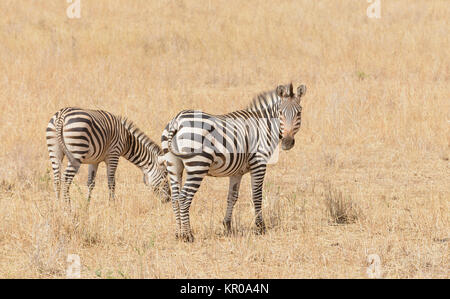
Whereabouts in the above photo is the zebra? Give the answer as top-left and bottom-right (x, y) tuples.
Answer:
(46, 107), (170, 208)
(160, 83), (306, 241)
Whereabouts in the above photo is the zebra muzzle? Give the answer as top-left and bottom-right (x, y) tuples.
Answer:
(281, 137), (295, 151)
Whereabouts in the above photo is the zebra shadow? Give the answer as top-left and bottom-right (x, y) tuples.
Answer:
(202, 214), (282, 240)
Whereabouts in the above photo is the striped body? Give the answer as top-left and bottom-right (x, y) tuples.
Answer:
(46, 107), (170, 207)
(161, 83), (306, 241)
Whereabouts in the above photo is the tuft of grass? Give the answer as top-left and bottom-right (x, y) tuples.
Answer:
(324, 184), (360, 225)
(356, 71), (368, 81)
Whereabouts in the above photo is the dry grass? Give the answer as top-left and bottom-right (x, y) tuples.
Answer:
(324, 184), (360, 225)
(0, 0), (448, 278)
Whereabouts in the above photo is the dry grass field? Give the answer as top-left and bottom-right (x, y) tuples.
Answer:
(0, 0), (448, 278)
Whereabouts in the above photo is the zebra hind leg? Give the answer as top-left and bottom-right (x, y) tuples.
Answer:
(86, 163), (99, 203)
(166, 154), (184, 239)
(178, 167), (209, 242)
(62, 161), (81, 211)
(49, 151), (63, 201)
(170, 181), (182, 240)
(223, 175), (243, 235)
(46, 120), (64, 200)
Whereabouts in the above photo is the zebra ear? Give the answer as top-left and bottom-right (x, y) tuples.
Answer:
(297, 85), (306, 98)
(276, 85), (287, 98)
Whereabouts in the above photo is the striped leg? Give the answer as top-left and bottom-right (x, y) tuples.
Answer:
(62, 161), (80, 209)
(250, 163), (267, 234)
(48, 148), (64, 201)
(223, 175), (243, 234)
(178, 166), (209, 242)
(166, 155), (184, 239)
(86, 163), (99, 203)
(46, 124), (64, 200)
(105, 155), (119, 201)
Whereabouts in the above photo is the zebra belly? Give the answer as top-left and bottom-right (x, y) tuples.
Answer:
(80, 155), (105, 164)
(207, 166), (249, 177)
(64, 140), (107, 164)
(207, 153), (249, 177)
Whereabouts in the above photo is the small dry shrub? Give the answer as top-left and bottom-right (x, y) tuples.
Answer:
(324, 184), (360, 224)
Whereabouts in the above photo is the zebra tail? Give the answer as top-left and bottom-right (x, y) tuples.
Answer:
(55, 109), (81, 167)
(166, 120), (181, 156)
(163, 119), (197, 159)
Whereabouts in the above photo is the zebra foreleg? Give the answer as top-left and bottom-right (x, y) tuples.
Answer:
(250, 164), (267, 234)
(86, 163), (99, 203)
(223, 175), (243, 235)
(106, 155), (119, 201)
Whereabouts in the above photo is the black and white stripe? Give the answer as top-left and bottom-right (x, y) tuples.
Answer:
(46, 107), (170, 207)
(160, 83), (306, 241)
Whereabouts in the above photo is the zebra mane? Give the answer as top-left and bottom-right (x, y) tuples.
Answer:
(120, 117), (163, 155)
(246, 89), (280, 113)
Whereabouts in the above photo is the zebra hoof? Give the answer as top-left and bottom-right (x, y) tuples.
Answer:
(180, 232), (194, 242)
(254, 222), (266, 235)
(223, 220), (232, 235)
(63, 203), (72, 214)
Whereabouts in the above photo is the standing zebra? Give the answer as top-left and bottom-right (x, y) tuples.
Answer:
(160, 83), (306, 241)
(46, 107), (170, 207)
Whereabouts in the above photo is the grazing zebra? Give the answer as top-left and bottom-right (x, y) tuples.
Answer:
(160, 83), (306, 241)
(46, 107), (170, 207)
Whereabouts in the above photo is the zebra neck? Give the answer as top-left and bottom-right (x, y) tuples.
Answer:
(122, 129), (160, 170)
(246, 91), (280, 115)
(263, 112), (283, 154)
(247, 104), (282, 157)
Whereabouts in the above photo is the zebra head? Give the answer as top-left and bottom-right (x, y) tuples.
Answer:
(276, 83), (306, 151)
(143, 157), (171, 202)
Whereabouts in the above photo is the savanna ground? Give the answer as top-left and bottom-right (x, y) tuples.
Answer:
(0, 0), (448, 278)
